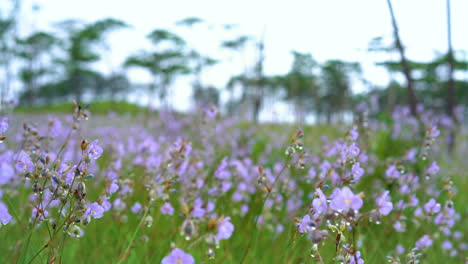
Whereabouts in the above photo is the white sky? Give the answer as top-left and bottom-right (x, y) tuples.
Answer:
(11, 0), (468, 118)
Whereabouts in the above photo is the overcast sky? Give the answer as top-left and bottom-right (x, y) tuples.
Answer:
(11, 0), (468, 118)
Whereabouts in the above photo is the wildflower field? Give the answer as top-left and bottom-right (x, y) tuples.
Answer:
(0, 103), (467, 264)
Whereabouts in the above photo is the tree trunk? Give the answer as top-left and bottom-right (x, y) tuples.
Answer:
(252, 39), (265, 123)
(446, 0), (457, 153)
(386, 0), (419, 117)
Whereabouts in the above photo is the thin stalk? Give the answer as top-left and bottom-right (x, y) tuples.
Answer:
(240, 163), (289, 264)
(116, 207), (150, 264)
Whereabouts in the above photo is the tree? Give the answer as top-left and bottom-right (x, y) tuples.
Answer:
(385, 0), (419, 117)
(282, 51), (319, 123)
(16, 31), (58, 105)
(124, 29), (190, 108)
(175, 18), (220, 109)
(221, 35), (252, 113)
(320, 60), (361, 123)
(53, 18), (128, 102)
(0, 0), (20, 108)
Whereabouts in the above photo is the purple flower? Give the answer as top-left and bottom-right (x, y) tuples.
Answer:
(423, 199), (441, 214)
(385, 165), (400, 179)
(161, 248), (194, 264)
(349, 126), (359, 141)
(0, 163), (14, 185)
(330, 187), (363, 211)
(217, 216), (234, 241)
(308, 167), (316, 179)
(0, 202), (12, 225)
(49, 118), (62, 137)
(0, 117), (8, 133)
(204, 106), (218, 119)
(312, 188), (328, 213)
(32, 207), (49, 220)
(191, 198), (206, 218)
(409, 195), (419, 206)
(349, 251), (364, 264)
(347, 143), (360, 157)
(161, 202), (174, 215)
(214, 157), (230, 179)
(426, 161), (439, 175)
(88, 140), (103, 160)
(428, 126), (440, 138)
(85, 202), (104, 219)
(297, 214), (314, 233)
(375, 191), (393, 216)
(131, 202), (142, 213)
(396, 244), (405, 254)
(15, 151), (34, 172)
(393, 221), (405, 232)
(351, 162), (364, 181)
(109, 181), (119, 193)
(442, 240), (453, 250)
(415, 235), (433, 250)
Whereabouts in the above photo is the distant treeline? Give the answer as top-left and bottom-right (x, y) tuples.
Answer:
(1, 1), (467, 123)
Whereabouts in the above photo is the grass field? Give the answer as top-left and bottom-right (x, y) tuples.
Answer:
(0, 102), (466, 263)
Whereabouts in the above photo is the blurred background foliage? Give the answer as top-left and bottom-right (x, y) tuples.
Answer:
(0, 0), (467, 125)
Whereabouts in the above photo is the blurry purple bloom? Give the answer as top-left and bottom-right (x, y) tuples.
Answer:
(375, 191), (393, 216)
(0, 202), (12, 225)
(15, 151), (34, 172)
(88, 140), (103, 160)
(161, 248), (194, 264)
(396, 200), (407, 210)
(359, 152), (368, 163)
(204, 106), (218, 119)
(424, 199), (441, 214)
(206, 201), (215, 213)
(232, 192), (243, 201)
(415, 235), (433, 250)
(241, 204), (249, 214)
(109, 181), (119, 194)
(217, 216), (234, 241)
(276, 224), (284, 233)
(330, 187), (363, 211)
(410, 195), (419, 206)
(297, 214), (314, 233)
(414, 207), (423, 217)
(308, 167), (316, 179)
(85, 202), (104, 219)
(215, 157), (230, 179)
(349, 126), (359, 141)
(442, 240), (453, 250)
(385, 165), (400, 179)
(453, 231), (462, 240)
(348, 143), (360, 157)
(351, 162), (364, 181)
(429, 126), (440, 138)
(404, 148), (417, 162)
(101, 198), (111, 212)
(396, 244), (405, 254)
(312, 188), (328, 213)
(393, 221), (405, 232)
(131, 202), (142, 213)
(349, 251), (364, 264)
(0, 163), (14, 185)
(0, 117), (8, 133)
(426, 161), (439, 175)
(221, 181), (232, 192)
(32, 207), (49, 220)
(49, 118), (62, 137)
(161, 202), (174, 215)
(113, 198), (126, 211)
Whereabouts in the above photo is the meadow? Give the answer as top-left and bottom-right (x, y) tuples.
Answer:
(0, 102), (466, 264)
